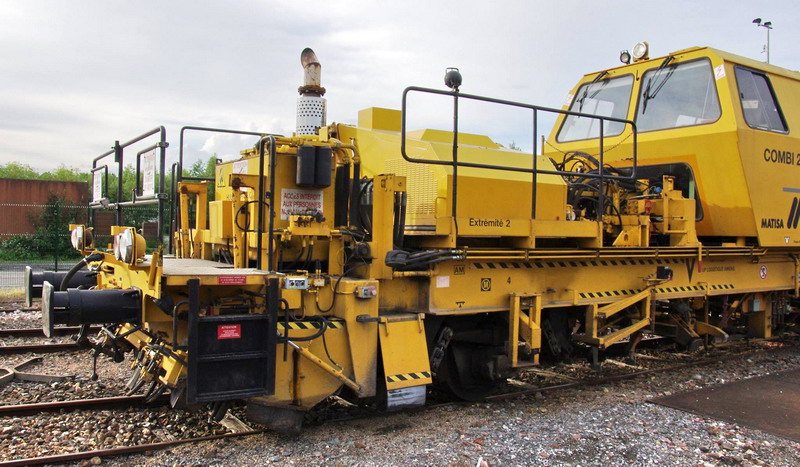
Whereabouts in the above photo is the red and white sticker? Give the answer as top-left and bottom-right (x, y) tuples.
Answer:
(759, 265), (768, 280)
(218, 275), (247, 285)
(217, 324), (242, 339)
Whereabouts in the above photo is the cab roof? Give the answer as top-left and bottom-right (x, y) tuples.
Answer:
(583, 46), (800, 81)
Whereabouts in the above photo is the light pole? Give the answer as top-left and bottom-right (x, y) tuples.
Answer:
(753, 18), (773, 63)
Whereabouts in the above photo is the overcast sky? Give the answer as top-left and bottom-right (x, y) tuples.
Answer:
(1, 0), (798, 172)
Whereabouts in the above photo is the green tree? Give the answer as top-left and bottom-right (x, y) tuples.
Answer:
(184, 155), (218, 201)
(0, 193), (83, 260)
(0, 162), (92, 182)
(34, 193), (83, 259)
(40, 165), (92, 183)
(0, 162), (42, 179)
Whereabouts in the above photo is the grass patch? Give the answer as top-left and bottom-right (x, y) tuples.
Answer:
(0, 288), (24, 303)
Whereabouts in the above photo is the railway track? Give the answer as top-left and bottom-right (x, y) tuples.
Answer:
(0, 342), (85, 355)
(0, 326), (98, 338)
(0, 305), (37, 314)
(0, 338), (795, 466)
(312, 338), (796, 426)
(0, 429), (265, 467)
(0, 394), (170, 417)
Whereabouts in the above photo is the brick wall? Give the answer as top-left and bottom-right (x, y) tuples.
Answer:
(0, 179), (89, 235)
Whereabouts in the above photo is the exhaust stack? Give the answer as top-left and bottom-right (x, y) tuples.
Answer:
(296, 48), (326, 136)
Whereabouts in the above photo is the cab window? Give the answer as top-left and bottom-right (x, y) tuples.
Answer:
(557, 74), (633, 142)
(734, 67), (788, 132)
(635, 58), (721, 132)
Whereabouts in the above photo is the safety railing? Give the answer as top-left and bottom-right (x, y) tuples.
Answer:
(175, 126), (281, 267)
(400, 86), (638, 229)
(90, 127), (169, 248)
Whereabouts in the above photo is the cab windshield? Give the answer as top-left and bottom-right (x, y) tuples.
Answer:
(635, 58), (721, 132)
(557, 74), (633, 142)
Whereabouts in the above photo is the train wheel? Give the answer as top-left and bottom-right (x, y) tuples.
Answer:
(439, 342), (504, 401)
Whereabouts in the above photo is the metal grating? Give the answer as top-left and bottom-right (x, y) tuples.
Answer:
(385, 159), (437, 216)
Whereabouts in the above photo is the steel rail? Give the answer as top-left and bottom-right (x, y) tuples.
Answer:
(0, 394), (169, 417)
(0, 342), (86, 355)
(0, 428), (263, 467)
(0, 326), (99, 338)
(0, 306), (38, 313)
(487, 349), (767, 402)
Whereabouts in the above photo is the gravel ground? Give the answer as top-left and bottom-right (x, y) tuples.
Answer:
(124, 347), (800, 467)
(4, 301), (800, 466)
(0, 307), (76, 346)
(0, 304), (231, 463)
(1, 305), (131, 405)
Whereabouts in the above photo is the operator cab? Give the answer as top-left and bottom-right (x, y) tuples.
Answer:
(546, 42), (800, 247)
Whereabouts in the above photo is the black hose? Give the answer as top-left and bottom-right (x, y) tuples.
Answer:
(349, 162), (361, 229)
(357, 178), (373, 236)
(234, 200), (270, 233)
(60, 253), (103, 291)
(277, 315), (329, 343)
(315, 264), (363, 313)
(400, 254), (463, 270)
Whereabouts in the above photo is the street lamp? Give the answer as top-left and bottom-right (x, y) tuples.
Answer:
(753, 18), (773, 63)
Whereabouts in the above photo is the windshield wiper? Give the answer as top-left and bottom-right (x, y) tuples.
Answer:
(642, 56), (675, 114)
(577, 71), (608, 112)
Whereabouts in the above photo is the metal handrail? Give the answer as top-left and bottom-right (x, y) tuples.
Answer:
(90, 127), (168, 247)
(177, 126), (281, 268)
(400, 86), (638, 224)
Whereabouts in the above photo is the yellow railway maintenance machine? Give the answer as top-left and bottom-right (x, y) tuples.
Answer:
(32, 45), (800, 432)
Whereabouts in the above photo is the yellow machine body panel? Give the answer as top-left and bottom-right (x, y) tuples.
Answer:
(378, 314), (432, 390)
(338, 109), (569, 236)
(263, 323), (352, 408)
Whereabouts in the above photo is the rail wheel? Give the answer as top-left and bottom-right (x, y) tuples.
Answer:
(439, 341), (506, 401)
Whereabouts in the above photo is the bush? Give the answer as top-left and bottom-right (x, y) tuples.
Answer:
(0, 193), (84, 261)
(0, 235), (40, 260)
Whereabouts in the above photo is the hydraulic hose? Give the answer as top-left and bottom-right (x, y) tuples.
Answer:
(60, 253), (104, 291)
(277, 315), (330, 343)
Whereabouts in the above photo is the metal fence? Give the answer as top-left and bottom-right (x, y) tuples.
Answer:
(0, 202), (164, 290)
(0, 261), (72, 292)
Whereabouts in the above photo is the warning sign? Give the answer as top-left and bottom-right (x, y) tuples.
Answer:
(218, 275), (247, 285)
(280, 188), (323, 220)
(142, 149), (156, 197)
(92, 171), (102, 202)
(217, 324), (242, 340)
(232, 159), (248, 174)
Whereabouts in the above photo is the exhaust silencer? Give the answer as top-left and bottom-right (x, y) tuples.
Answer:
(41, 281), (141, 338)
(296, 48), (326, 136)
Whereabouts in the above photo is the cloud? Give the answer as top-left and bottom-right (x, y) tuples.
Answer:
(0, 0), (798, 172)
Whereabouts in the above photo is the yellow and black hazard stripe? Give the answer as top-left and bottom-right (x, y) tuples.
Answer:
(472, 258), (684, 270)
(654, 284), (735, 293)
(279, 320), (344, 330)
(579, 289), (640, 299)
(386, 371), (431, 383)
(579, 284), (735, 299)
(656, 285), (713, 294)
